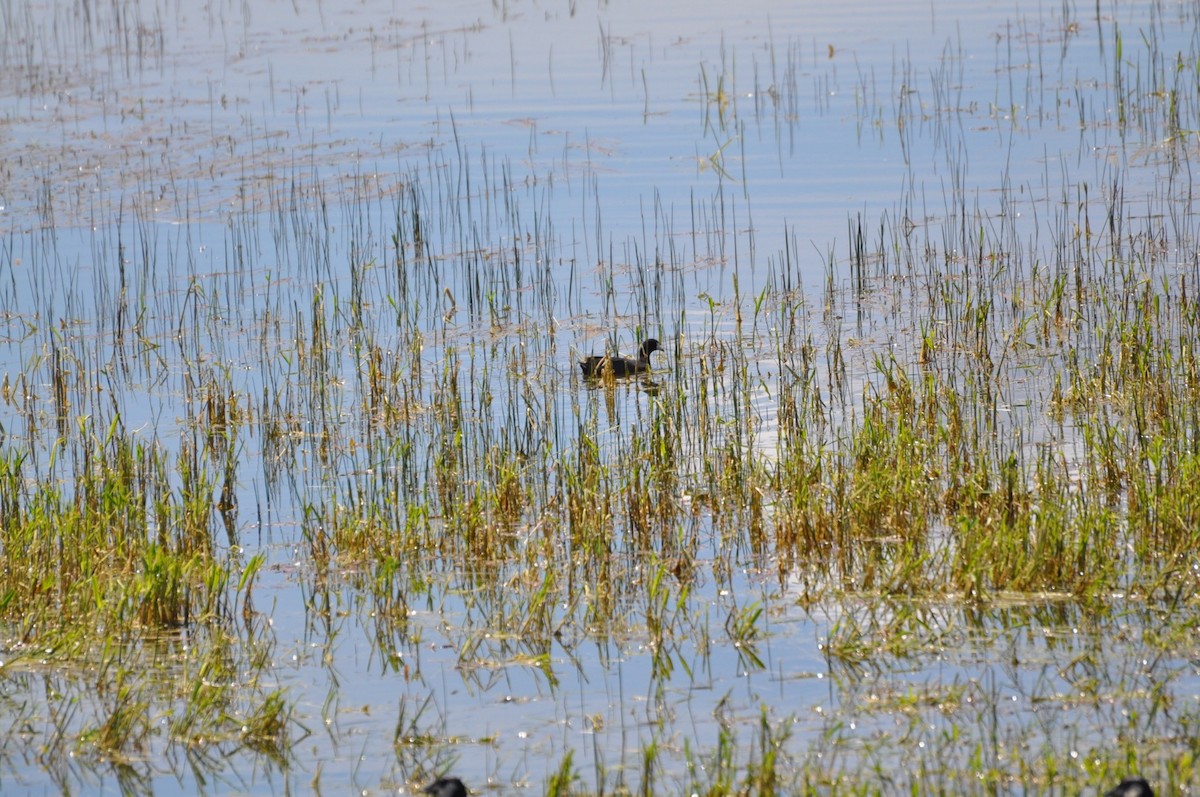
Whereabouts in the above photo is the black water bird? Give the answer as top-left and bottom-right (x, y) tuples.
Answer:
(423, 777), (468, 797)
(1105, 777), (1154, 797)
(579, 338), (661, 378)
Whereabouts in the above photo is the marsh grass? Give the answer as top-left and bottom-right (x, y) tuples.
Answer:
(3, 0), (1200, 794)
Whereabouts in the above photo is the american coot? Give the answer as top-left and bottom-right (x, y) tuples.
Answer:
(579, 338), (661, 378)
(1105, 777), (1155, 797)
(423, 777), (468, 797)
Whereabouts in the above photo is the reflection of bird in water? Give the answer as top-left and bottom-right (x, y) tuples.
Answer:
(579, 338), (661, 378)
(1105, 777), (1154, 797)
(423, 777), (468, 797)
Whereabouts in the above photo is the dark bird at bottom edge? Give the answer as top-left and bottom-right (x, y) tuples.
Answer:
(579, 338), (661, 378)
(423, 776), (468, 797)
(1105, 777), (1155, 797)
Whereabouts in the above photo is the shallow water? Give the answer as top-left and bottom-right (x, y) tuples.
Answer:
(2, 0), (1200, 794)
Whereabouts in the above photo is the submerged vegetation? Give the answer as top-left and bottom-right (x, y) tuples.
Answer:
(2, 0), (1200, 794)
